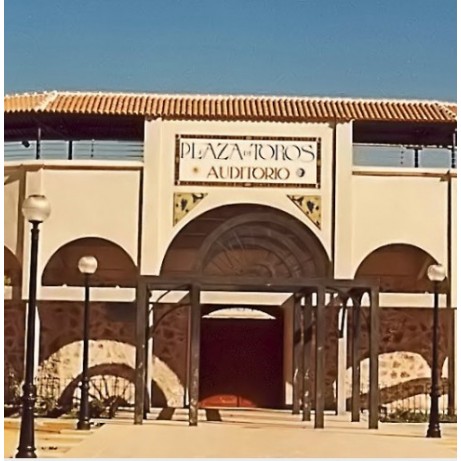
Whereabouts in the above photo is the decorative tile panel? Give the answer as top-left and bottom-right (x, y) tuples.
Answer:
(173, 192), (207, 225)
(288, 195), (321, 229)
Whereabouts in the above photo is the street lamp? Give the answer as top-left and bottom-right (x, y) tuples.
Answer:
(16, 195), (51, 459)
(426, 263), (446, 439)
(76, 255), (98, 430)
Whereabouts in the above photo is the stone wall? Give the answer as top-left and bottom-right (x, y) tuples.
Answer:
(4, 301), (25, 381)
(150, 303), (189, 407)
(3, 301), (455, 411)
(343, 307), (453, 411)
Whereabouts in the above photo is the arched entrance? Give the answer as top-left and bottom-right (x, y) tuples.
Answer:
(200, 306), (284, 408)
(161, 204), (330, 409)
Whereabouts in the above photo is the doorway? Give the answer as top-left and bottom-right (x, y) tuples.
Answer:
(199, 308), (284, 408)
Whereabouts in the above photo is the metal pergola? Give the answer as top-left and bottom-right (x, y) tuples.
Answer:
(133, 275), (380, 429)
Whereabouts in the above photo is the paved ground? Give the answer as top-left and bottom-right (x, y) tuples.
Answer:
(4, 419), (98, 458)
(61, 409), (457, 458)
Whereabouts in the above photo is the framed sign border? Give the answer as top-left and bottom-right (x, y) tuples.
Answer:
(174, 134), (321, 189)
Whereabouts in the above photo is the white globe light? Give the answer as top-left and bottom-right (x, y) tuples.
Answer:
(426, 264), (446, 283)
(78, 256), (98, 275)
(22, 195), (51, 223)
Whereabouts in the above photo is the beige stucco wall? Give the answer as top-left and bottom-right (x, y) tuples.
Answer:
(3, 119), (457, 411)
(351, 170), (448, 271)
(4, 166), (24, 257)
(141, 119), (336, 275)
(4, 161), (142, 298)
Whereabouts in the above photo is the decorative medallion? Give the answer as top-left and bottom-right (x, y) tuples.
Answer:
(173, 192), (207, 225)
(288, 195), (321, 229)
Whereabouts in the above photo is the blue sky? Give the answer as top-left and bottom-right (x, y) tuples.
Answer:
(4, 0), (457, 100)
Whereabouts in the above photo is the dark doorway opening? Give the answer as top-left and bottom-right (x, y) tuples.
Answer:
(199, 310), (284, 409)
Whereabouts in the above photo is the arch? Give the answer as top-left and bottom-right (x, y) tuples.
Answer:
(161, 204), (330, 278)
(38, 340), (180, 407)
(340, 351), (449, 410)
(202, 305), (280, 320)
(41, 237), (137, 287)
(4, 246), (22, 287)
(57, 363), (163, 409)
(355, 243), (442, 293)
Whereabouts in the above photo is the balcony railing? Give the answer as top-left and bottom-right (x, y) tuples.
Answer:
(4, 140), (456, 168)
(353, 144), (456, 169)
(4, 140), (143, 162)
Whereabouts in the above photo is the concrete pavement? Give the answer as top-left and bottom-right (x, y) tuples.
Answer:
(62, 409), (457, 458)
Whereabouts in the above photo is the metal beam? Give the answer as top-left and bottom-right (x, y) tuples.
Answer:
(141, 274), (378, 293)
(302, 294), (313, 422)
(134, 281), (147, 425)
(188, 285), (201, 426)
(314, 287), (326, 428)
(368, 287), (380, 429)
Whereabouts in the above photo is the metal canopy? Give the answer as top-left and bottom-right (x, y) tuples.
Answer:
(134, 274), (380, 430)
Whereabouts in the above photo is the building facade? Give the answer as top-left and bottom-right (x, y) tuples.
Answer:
(4, 92), (457, 415)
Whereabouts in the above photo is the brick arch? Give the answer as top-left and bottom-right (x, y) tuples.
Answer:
(42, 237), (137, 287)
(355, 243), (441, 293)
(161, 204), (331, 278)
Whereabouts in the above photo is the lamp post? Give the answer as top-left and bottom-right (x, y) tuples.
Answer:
(77, 256), (98, 430)
(426, 263), (446, 439)
(16, 195), (51, 459)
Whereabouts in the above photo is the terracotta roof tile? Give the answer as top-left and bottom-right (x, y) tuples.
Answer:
(4, 91), (456, 123)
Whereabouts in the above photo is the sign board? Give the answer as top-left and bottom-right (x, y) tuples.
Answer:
(175, 135), (321, 188)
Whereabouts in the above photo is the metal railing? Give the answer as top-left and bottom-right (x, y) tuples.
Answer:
(4, 140), (144, 162)
(5, 374), (135, 409)
(353, 144), (456, 169)
(377, 381), (450, 416)
(5, 140), (456, 168)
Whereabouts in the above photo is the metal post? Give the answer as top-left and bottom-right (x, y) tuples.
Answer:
(35, 127), (41, 160)
(414, 147), (421, 168)
(351, 294), (361, 422)
(427, 282), (441, 438)
(451, 130), (457, 169)
(447, 303), (455, 416)
(134, 282), (147, 425)
(314, 287), (326, 429)
(302, 293), (313, 422)
(16, 222), (40, 458)
(188, 285), (201, 426)
(336, 296), (348, 415)
(77, 274), (91, 430)
(292, 296), (302, 415)
(369, 287), (379, 429)
(143, 301), (150, 419)
(68, 140), (73, 160)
